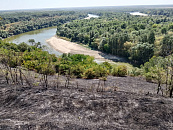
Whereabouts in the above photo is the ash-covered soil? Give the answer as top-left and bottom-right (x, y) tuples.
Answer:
(0, 75), (173, 130)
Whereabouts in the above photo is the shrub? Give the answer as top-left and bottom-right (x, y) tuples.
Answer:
(145, 72), (153, 82)
(129, 67), (142, 77)
(55, 63), (60, 73)
(8, 57), (19, 68)
(71, 65), (84, 78)
(94, 65), (108, 78)
(0, 42), (19, 52)
(101, 62), (112, 72)
(112, 67), (118, 76)
(112, 65), (127, 77)
(23, 60), (38, 70)
(39, 64), (55, 75)
(50, 54), (58, 62)
(18, 42), (31, 52)
(59, 64), (70, 75)
(84, 68), (96, 79)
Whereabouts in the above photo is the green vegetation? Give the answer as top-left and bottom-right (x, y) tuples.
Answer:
(139, 55), (173, 97)
(55, 8), (173, 97)
(56, 9), (173, 65)
(0, 40), (128, 80)
(112, 65), (127, 77)
(0, 10), (87, 38)
(1, 7), (173, 97)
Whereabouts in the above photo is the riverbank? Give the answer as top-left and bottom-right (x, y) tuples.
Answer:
(46, 36), (126, 63)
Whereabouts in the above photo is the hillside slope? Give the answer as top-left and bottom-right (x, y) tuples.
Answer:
(0, 75), (173, 130)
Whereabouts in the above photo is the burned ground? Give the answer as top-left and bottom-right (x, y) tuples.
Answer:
(0, 74), (173, 130)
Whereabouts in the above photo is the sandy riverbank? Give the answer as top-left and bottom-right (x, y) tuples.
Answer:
(46, 36), (126, 62)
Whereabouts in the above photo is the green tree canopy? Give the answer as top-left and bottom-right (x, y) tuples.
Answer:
(160, 34), (173, 56)
(129, 42), (154, 65)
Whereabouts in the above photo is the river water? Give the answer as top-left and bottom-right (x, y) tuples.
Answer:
(88, 14), (99, 18)
(5, 26), (62, 56)
(130, 12), (148, 16)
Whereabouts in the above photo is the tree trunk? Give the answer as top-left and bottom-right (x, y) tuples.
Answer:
(169, 86), (173, 98)
(157, 82), (161, 94)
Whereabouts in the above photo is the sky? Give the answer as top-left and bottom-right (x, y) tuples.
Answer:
(0, 0), (173, 10)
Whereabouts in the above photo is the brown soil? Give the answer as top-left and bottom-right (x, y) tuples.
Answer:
(0, 74), (173, 130)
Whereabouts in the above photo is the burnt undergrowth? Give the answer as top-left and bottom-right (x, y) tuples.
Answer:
(0, 69), (173, 129)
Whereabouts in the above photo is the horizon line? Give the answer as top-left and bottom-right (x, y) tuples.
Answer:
(0, 4), (173, 12)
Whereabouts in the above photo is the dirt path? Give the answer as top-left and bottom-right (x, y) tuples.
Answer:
(46, 36), (127, 62)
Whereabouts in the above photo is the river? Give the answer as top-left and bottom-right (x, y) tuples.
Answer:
(5, 14), (99, 55)
(4, 16), (127, 64)
(4, 14), (99, 56)
(88, 14), (99, 18)
(5, 26), (62, 56)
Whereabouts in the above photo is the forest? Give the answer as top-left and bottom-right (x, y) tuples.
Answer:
(0, 10), (87, 38)
(56, 9), (173, 65)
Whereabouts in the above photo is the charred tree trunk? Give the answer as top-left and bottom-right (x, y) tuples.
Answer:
(19, 68), (23, 85)
(5, 71), (9, 84)
(169, 86), (173, 98)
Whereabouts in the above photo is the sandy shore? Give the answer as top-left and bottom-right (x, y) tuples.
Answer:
(46, 36), (126, 62)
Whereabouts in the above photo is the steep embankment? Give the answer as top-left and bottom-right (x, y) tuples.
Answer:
(0, 74), (173, 129)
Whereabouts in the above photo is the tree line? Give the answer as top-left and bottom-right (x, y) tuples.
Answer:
(0, 10), (87, 39)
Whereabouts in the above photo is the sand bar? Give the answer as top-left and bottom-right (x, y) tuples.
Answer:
(46, 36), (126, 62)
